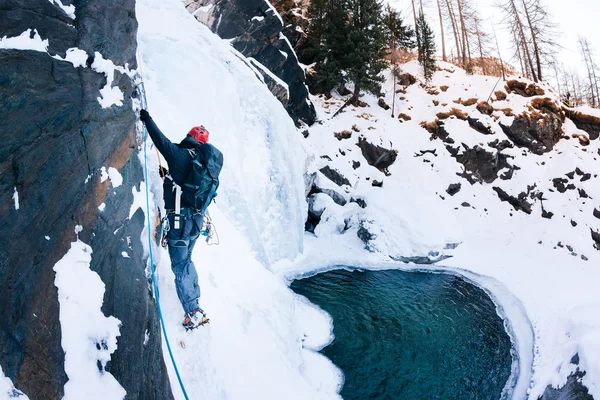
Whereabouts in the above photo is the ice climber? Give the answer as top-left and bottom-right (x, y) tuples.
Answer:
(140, 109), (223, 330)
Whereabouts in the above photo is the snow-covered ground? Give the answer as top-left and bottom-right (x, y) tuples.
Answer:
(275, 61), (600, 399)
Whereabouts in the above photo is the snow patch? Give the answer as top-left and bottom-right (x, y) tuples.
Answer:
(251, 15), (264, 22)
(0, 29), (48, 52)
(53, 239), (126, 400)
(91, 52), (125, 108)
(107, 167), (123, 188)
(12, 187), (19, 210)
(45, 236), (51, 241)
(48, 0), (76, 19)
(98, 203), (106, 212)
(100, 166), (109, 183)
(121, 251), (130, 258)
(53, 47), (88, 67)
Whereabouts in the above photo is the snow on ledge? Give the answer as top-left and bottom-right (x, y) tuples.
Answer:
(0, 29), (48, 52)
(1, 30), (132, 109)
(53, 238), (126, 400)
(92, 52), (125, 108)
(48, 0), (76, 19)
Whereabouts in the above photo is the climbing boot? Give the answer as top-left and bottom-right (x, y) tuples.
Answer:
(183, 309), (209, 331)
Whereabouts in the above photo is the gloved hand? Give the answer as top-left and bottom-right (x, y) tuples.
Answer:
(140, 109), (151, 123)
(159, 165), (168, 178)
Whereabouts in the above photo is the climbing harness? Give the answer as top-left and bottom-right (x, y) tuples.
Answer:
(137, 53), (191, 400)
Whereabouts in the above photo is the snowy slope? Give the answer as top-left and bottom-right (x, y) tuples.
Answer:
(276, 61), (600, 399)
(136, 0), (339, 398)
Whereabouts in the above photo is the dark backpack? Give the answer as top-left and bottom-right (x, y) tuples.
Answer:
(181, 143), (223, 213)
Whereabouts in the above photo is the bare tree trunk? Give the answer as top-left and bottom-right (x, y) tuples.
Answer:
(512, 27), (526, 77)
(437, 0), (447, 61)
(445, 0), (462, 64)
(412, 0), (422, 62)
(551, 62), (562, 99)
(456, 0), (468, 67)
(521, 0), (543, 81)
(493, 26), (506, 80)
(392, 71), (396, 117)
(581, 38), (596, 107)
(509, 0), (537, 82)
(476, 27), (486, 74)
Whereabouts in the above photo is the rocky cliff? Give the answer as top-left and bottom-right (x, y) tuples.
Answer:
(185, 0), (316, 125)
(0, 1), (172, 398)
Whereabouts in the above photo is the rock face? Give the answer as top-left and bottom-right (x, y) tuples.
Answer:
(0, 1), (172, 398)
(500, 111), (564, 155)
(185, 0), (316, 125)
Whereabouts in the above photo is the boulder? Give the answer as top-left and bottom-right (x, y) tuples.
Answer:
(454, 145), (517, 184)
(492, 187), (532, 214)
(357, 137), (398, 174)
(446, 183), (461, 196)
(564, 109), (600, 140)
(539, 355), (594, 400)
(319, 166), (351, 187)
(0, 1), (171, 398)
(467, 117), (493, 135)
(186, 0), (316, 124)
(499, 111), (564, 155)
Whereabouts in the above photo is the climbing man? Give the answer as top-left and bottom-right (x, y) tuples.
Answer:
(140, 109), (223, 330)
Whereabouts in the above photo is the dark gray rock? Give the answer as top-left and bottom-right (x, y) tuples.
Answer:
(594, 208), (600, 219)
(372, 180), (383, 187)
(320, 188), (347, 206)
(488, 139), (514, 152)
(357, 224), (375, 245)
(447, 183), (461, 196)
(592, 229), (600, 250)
(319, 166), (351, 187)
(542, 209), (554, 219)
(305, 194), (324, 233)
(552, 178), (571, 193)
(539, 361), (593, 400)
(564, 109), (600, 141)
(357, 137), (398, 175)
(493, 187), (532, 214)
(467, 117), (493, 135)
(186, 0), (316, 124)
(352, 160), (360, 169)
(350, 197), (367, 208)
(0, 1), (171, 398)
(499, 112), (564, 155)
(454, 145), (518, 184)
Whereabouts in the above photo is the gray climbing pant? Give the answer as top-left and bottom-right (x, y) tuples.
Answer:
(167, 209), (204, 314)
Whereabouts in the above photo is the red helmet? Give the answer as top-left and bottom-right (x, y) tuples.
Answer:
(188, 125), (209, 144)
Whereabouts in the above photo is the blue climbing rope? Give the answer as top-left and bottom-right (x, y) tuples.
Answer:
(139, 76), (190, 400)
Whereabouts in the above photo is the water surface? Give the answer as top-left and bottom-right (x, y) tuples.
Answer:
(291, 268), (513, 400)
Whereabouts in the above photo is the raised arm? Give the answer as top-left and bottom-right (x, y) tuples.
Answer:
(140, 109), (180, 164)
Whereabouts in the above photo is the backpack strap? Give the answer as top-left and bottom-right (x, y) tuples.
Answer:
(200, 182), (218, 214)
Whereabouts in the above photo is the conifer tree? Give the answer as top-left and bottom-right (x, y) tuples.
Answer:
(417, 10), (437, 81)
(310, 0), (349, 92)
(383, 5), (415, 52)
(344, 0), (389, 100)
